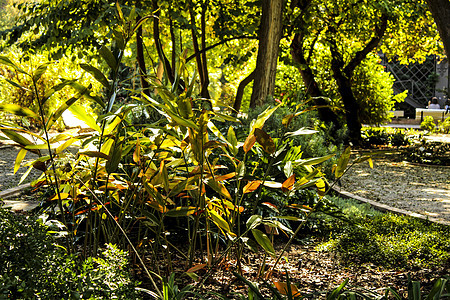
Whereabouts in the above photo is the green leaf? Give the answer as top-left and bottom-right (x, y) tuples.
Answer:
(1, 129), (33, 147)
(105, 141), (122, 174)
(0, 55), (28, 74)
(251, 228), (275, 257)
(41, 81), (72, 105)
(335, 146), (351, 179)
(0, 104), (38, 119)
(165, 206), (197, 217)
(296, 153), (335, 166)
(327, 278), (348, 300)
(209, 210), (231, 233)
(2, 77), (28, 91)
(250, 105), (279, 134)
(14, 148), (27, 174)
(46, 95), (83, 130)
(65, 80), (105, 108)
(79, 151), (109, 159)
(32, 63), (50, 82)
(99, 46), (117, 71)
(80, 63), (109, 88)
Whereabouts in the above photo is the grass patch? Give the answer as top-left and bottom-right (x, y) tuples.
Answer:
(318, 196), (450, 269)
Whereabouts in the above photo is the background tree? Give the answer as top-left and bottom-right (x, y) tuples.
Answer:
(249, 0), (283, 108)
(425, 0), (450, 58)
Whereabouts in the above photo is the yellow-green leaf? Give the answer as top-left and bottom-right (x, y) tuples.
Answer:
(209, 210), (231, 233)
(14, 148), (27, 174)
(335, 146), (351, 178)
(0, 104), (38, 119)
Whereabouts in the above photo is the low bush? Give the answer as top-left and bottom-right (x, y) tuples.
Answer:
(0, 208), (138, 299)
(361, 127), (411, 148)
(320, 199), (450, 269)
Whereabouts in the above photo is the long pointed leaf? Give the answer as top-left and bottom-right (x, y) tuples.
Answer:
(0, 104), (38, 119)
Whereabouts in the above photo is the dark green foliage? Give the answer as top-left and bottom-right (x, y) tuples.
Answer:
(361, 127), (410, 148)
(325, 211), (450, 269)
(0, 208), (137, 299)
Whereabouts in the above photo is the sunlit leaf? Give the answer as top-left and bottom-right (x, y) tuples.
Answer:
(246, 215), (262, 230)
(243, 180), (261, 194)
(209, 210), (231, 233)
(273, 281), (301, 297)
(243, 134), (256, 153)
(165, 206), (196, 217)
(14, 148), (27, 174)
(1, 129), (33, 147)
(263, 181), (282, 189)
(206, 178), (232, 200)
(282, 174), (295, 193)
(250, 105), (279, 134)
(0, 104), (38, 119)
(335, 146), (351, 178)
(284, 127), (318, 138)
(68, 104), (101, 131)
(215, 172), (236, 182)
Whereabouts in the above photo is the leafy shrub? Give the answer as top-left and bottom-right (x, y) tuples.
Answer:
(361, 127), (411, 147)
(0, 208), (137, 299)
(421, 115), (437, 132)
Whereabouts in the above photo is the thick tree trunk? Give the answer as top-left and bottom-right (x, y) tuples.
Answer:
(291, 33), (340, 126)
(425, 0), (450, 57)
(250, 0), (283, 108)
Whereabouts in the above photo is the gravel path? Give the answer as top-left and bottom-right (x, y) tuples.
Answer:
(340, 155), (450, 222)
(0, 145), (41, 191)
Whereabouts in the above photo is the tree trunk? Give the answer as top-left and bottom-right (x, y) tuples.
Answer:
(135, 0), (150, 97)
(425, 0), (450, 57)
(291, 33), (340, 126)
(330, 62), (362, 145)
(250, 0), (283, 108)
(233, 71), (255, 112)
(328, 16), (388, 145)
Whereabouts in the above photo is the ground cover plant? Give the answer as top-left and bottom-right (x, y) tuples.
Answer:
(0, 3), (449, 299)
